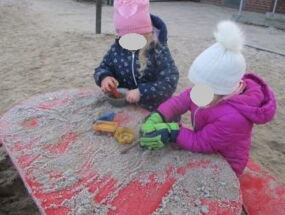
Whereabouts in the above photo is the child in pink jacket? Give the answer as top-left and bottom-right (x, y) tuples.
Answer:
(140, 21), (277, 176)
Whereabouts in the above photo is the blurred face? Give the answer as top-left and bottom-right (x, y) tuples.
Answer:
(190, 84), (214, 107)
(190, 83), (226, 107)
(118, 33), (147, 51)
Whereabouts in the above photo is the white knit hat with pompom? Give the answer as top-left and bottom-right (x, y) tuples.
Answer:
(188, 20), (246, 95)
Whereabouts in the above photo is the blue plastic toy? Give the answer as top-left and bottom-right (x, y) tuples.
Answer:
(93, 112), (115, 124)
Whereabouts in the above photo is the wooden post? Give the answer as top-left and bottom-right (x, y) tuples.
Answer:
(96, 0), (102, 34)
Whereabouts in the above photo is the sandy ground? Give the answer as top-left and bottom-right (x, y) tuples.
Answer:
(0, 0), (284, 214)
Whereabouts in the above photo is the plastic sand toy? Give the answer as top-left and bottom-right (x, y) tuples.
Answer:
(114, 127), (135, 144)
(92, 121), (119, 134)
(92, 112), (136, 144)
(110, 86), (120, 99)
(106, 88), (128, 107)
(93, 112), (115, 123)
(92, 115), (135, 144)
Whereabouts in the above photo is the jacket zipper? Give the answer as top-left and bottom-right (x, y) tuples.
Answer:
(193, 107), (200, 130)
(131, 51), (138, 87)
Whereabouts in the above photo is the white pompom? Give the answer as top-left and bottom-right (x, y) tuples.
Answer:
(214, 20), (244, 52)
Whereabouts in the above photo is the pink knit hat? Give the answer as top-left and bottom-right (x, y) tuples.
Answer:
(114, 0), (153, 36)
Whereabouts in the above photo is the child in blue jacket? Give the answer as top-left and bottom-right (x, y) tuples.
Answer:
(94, 0), (179, 111)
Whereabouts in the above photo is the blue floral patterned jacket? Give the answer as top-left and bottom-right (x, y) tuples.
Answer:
(94, 15), (179, 111)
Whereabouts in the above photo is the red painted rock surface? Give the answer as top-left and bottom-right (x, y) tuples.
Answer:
(240, 159), (285, 215)
(0, 89), (242, 215)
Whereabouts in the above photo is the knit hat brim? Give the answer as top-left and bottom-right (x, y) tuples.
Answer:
(188, 68), (240, 95)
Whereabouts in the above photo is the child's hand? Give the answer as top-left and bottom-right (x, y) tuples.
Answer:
(126, 89), (140, 103)
(139, 123), (179, 150)
(101, 77), (118, 92)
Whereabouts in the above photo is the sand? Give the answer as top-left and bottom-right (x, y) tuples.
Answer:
(0, 0), (284, 214)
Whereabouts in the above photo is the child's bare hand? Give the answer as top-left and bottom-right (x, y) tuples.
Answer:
(126, 89), (140, 103)
(101, 77), (118, 92)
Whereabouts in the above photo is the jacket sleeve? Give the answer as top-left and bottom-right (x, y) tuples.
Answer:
(176, 114), (248, 153)
(138, 45), (179, 103)
(93, 44), (115, 87)
(157, 88), (192, 122)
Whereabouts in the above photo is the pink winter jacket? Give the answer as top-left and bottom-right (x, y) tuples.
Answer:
(158, 73), (277, 176)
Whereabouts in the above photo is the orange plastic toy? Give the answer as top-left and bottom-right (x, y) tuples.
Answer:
(114, 127), (135, 144)
(110, 87), (120, 99)
(92, 121), (119, 134)
(93, 121), (135, 144)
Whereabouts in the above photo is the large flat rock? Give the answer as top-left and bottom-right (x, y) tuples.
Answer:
(0, 89), (241, 215)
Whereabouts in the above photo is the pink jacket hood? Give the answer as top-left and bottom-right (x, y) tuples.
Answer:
(226, 73), (276, 125)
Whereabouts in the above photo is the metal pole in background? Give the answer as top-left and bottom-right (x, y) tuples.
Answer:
(96, 0), (102, 34)
(237, 0), (244, 18)
(272, 0), (279, 15)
